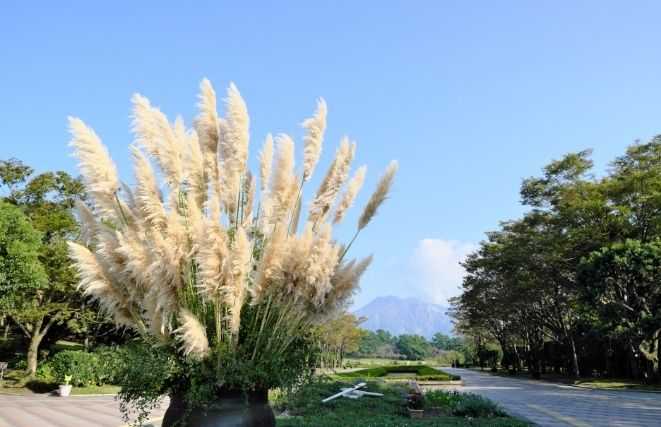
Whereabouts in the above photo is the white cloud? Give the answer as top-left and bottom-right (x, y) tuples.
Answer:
(410, 239), (477, 304)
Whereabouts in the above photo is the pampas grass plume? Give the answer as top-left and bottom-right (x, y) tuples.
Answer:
(302, 98), (327, 181)
(358, 160), (398, 230)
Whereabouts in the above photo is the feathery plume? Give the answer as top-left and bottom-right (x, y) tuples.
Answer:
(259, 134), (274, 192)
(228, 227), (251, 334)
(185, 127), (206, 207)
(308, 138), (355, 224)
(219, 83), (250, 218)
(270, 134), (296, 225)
(196, 223), (229, 297)
(75, 200), (99, 247)
(132, 94), (186, 191)
(358, 161), (398, 230)
(252, 226), (287, 302)
(67, 241), (132, 326)
(130, 146), (166, 229)
(223, 83), (250, 173)
(175, 309), (210, 359)
(68, 117), (121, 221)
(242, 172), (255, 225)
(333, 165), (367, 224)
(302, 98), (327, 181)
(194, 78), (220, 156)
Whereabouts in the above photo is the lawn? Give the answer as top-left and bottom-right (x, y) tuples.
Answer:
(573, 378), (661, 392)
(337, 365), (460, 382)
(274, 378), (530, 427)
(0, 367), (119, 396)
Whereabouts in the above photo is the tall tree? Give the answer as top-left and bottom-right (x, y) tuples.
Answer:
(0, 159), (85, 375)
(580, 239), (661, 381)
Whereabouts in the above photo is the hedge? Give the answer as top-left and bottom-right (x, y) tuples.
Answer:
(338, 364), (460, 381)
(43, 346), (132, 387)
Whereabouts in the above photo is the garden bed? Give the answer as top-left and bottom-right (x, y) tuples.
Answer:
(274, 379), (529, 426)
(337, 364), (460, 382)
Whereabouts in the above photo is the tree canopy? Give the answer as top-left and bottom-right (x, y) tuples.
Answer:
(452, 138), (661, 381)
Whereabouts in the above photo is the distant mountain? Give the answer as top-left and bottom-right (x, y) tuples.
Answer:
(353, 296), (453, 339)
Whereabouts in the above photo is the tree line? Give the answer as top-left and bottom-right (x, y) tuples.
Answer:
(452, 139), (661, 382)
(314, 313), (474, 367)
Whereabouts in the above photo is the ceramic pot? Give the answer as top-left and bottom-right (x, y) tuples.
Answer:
(162, 388), (275, 427)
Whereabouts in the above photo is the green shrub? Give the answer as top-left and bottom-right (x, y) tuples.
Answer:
(51, 350), (100, 386)
(424, 390), (463, 410)
(36, 361), (56, 383)
(451, 393), (507, 418)
(94, 345), (130, 385)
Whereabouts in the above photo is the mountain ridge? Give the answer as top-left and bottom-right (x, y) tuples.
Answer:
(353, 296), (453, 339)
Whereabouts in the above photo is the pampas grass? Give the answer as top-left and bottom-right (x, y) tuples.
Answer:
(302, 98), (327, 181)
(358, 160), (398, 230)
(308, 138), (355, 224)
(334, 165), (367, 224)
(175, 309), (210, 359)
(68, 117), (121, 221)
(68, 78), (396, 365)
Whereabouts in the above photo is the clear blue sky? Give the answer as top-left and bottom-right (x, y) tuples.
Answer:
(3, 1), (661, 308)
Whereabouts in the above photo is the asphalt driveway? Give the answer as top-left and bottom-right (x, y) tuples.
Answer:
(0, 393), (165, 427)
(443, 368), (661, 427)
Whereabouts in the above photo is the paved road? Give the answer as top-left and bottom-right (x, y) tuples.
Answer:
(443, 368), (661, 427)
(0, 393), (166, 427)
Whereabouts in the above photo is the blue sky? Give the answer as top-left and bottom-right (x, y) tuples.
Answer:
(3, 1), (661, 308)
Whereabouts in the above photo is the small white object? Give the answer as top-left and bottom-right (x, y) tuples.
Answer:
(322, 383), (384, 403)
(59, 384), (72, 397)
(340, 388), (384, 398)
(322, 382), (366, 403)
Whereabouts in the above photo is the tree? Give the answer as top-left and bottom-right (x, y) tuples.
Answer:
(395, 334), (432, 360)
(580, 239), (661, 381)
(0, 201), (47, 321)
(315, 314), (365, 368)
(355, 329), (400, 358)
(0, 202), (51, 374)
(452, 137), (661, 382)
(0, 159), (86, 375)
(431, 333), (466, 352)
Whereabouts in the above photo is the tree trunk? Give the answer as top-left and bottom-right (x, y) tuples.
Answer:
(21, 316), (56, 378)
(656, 333), (661, 382)
(629, 342), (640, 379)
(569, 336), (581, 378)
(26, 332), (43, 377)
(2, 323), (8, 340)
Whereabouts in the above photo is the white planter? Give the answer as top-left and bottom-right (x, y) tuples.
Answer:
(59, 384), (72, 397)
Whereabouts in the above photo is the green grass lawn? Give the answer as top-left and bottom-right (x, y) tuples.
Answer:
(336, 365), (460, 382)
(573, 378), (661, 392)
(70, 384), (121, 395)
(274, 378), (530, 427)
(0, 368), (119, 395)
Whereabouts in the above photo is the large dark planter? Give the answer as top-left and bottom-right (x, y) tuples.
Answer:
(162, 388), (275, 427)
